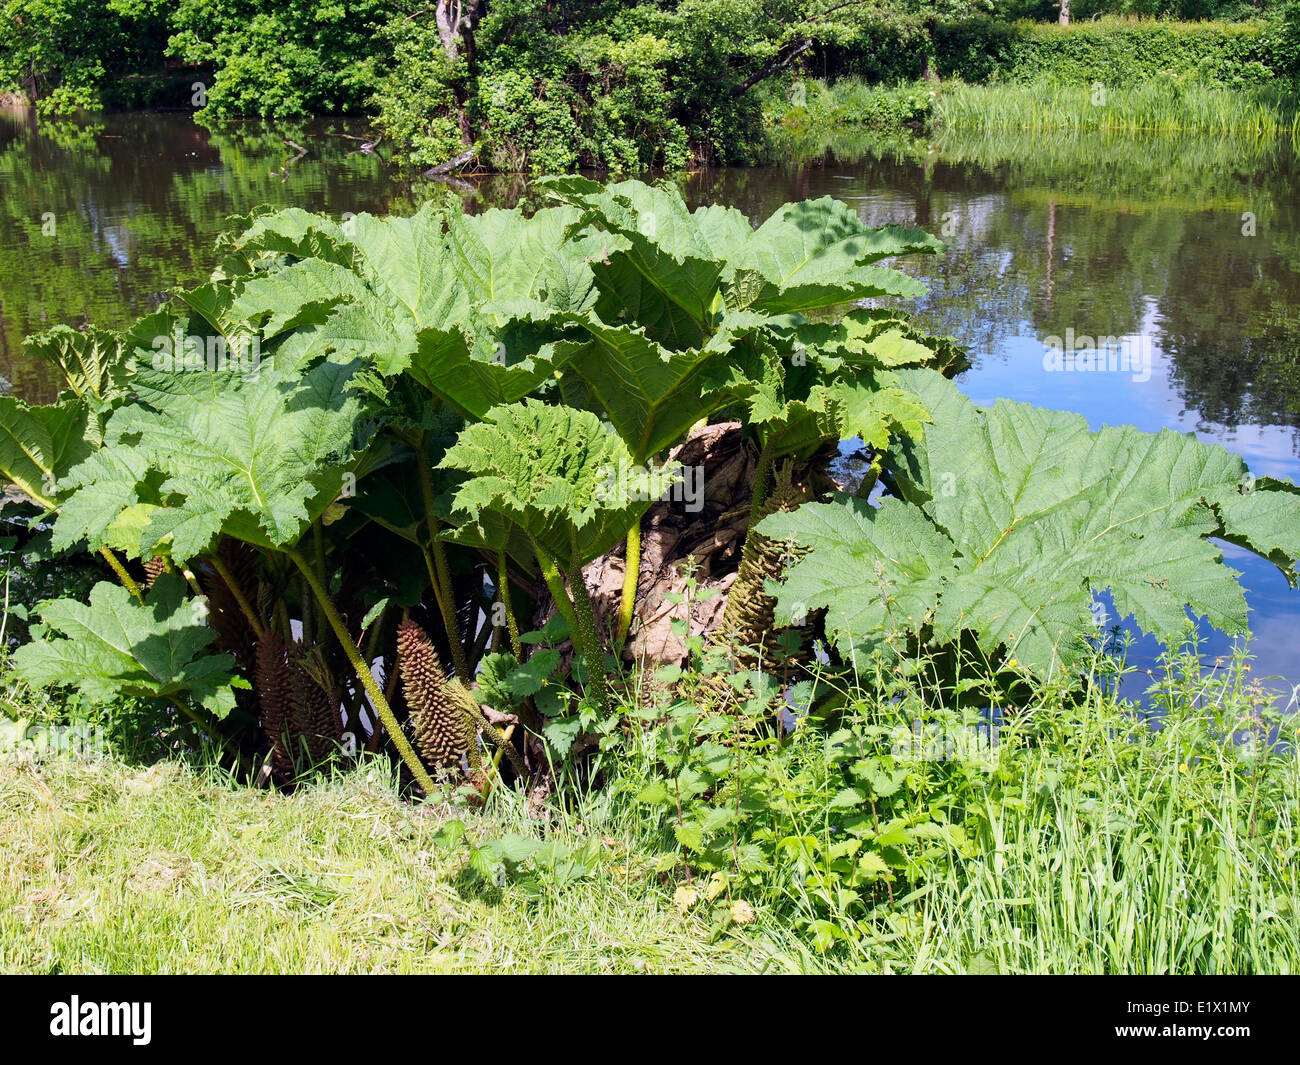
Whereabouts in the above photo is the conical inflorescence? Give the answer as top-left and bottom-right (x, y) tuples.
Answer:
(711, 465), (813, 679)
(396, 619), (473, 770)
(255, 634), (296, 781)
(255, 634), (343, 780)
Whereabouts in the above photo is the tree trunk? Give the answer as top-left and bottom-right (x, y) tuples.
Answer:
(431, 1), (486, 146)
(434, 0), (486, 64)
(730, 37), (813, 97)
(1060, 0), (1070, 25)
(435, 0), (462, 61)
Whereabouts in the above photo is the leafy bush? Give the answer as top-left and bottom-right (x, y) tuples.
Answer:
(168, 0), (397, 118)
(815, 16), (1297, 90)
(0, 0), (174, 114)
(979, 17), (1289, 89)
(374, 1), (756, 171)
(1, 178), (1297, 819)
(767, 79), (937, 135)
(0, 179), (952, 788)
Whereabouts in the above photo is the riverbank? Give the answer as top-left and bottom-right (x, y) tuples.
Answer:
(6, 10), (1299, 171)
(4, 648), (1296, 974)
(766, 76), (1300, 141)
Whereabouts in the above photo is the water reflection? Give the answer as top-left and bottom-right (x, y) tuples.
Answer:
(684, 127), (1300, 696)
(1, 110), (1297, 691)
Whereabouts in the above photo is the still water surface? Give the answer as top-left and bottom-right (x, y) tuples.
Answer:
(2, 110), (1296, 696)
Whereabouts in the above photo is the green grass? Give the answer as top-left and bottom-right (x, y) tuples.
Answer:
(764, 76), (1300, 146)
(2, 648), (1296, 974)
(0, 757), (761, 974)
(933, 79), (1300, 137)
(828, 663), (1300, 974)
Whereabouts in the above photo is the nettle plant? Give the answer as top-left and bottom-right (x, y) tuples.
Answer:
(2, 177), (1297, 797)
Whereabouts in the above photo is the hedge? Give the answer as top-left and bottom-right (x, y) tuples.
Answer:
(819, 17), (1298, 89)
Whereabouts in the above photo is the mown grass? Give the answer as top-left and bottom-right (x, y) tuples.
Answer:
(0, 757), (762, 974)
(2, 649), (1296, 974)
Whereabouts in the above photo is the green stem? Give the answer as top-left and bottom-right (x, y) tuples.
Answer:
(210, 552), (268, 644)
(473, 708), (528, 779)
(534, 545), (577, 634)
(614, 521), (640, 648)
(164, 557), (205, 599)
(497, 551), (523, 659)
(99, 546), (144, 605)
(415, 432), (470, 680)
(566, 530), (611, 716)
(286, 547), (436, 794)
(312, 520), (328, 646)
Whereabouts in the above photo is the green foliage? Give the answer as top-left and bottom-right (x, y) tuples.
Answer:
(0, 0), (173, 114)
(373, 0), (890, 171)
(369, 15), (465, 170)
(622, 672), (963, 922)
(967, 17), (1291, 89)
(600, 641), (1299, 967)
(3, 173), (1298, 870)
(767, 80), (936, 138)
(442, 401), (668, 571)
(816, 15), (1297, 88)
(933, 77), (1300, 133)
(0, 500), (102, 648)
(0, 393), (91, 507)
(167, 0), (398, 118)
(55, 360), (365, 561)
(0, 177), (948, 778)
(11, 572), (243, 717)
(760, 370), (1300, 679)
(5, 4), (1295, 160)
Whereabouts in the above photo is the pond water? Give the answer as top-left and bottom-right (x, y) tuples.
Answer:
(2, 109), (1297, 699)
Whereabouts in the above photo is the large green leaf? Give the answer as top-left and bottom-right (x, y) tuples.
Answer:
(448, 205), (599, 320)
(554, 321), (728, 463)
(406, 326), (565, 421)
(0, 395), (93, 507)
(11, 573), (242, 718)
(730, 199), (942, 314)
(55, 361), (365, 561)
(211, 207), (359, 281)
(440, 401), (674, 571)
(760, 370), (1300, 678)
(228, 257), (370, 341)
(538, 177), (727, 333)
(213, 205), (594, 410)
(22, 325), (131, 401)
(723, 314), (938, 464)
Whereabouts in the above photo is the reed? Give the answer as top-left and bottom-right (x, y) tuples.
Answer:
(934, 79), (1300, 137)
